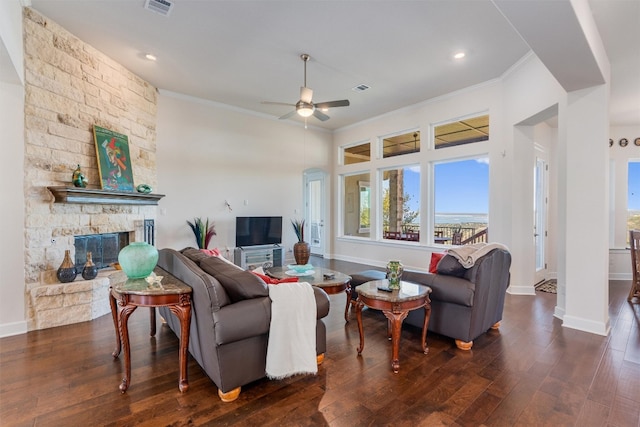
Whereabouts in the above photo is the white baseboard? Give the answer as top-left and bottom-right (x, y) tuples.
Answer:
(506, 285), (536, 296)
(0, 320), (27, 338)
(554, 305), (565, 320)
(562, 314), (610, 336)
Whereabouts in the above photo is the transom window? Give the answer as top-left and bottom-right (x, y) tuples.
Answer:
(382, 131), (420, 158)
(343, 142), (371, 164)
(434, 115), (489, 149)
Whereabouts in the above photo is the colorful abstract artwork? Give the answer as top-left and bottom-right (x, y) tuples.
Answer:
(92, 126), (134, 191)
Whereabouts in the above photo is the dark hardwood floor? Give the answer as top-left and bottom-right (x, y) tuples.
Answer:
(2, 257), (640, 426)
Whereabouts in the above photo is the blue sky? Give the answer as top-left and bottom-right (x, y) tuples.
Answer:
(630, 161), (640, 210)
(400, 158), (489, 214)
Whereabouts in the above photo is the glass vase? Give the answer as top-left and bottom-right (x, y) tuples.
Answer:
(386, 260), (404, 289)
(118, 242), (158, 279)
(56, 249), (77, 283)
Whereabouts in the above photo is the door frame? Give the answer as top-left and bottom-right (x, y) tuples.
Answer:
(303, 169), (328, 256)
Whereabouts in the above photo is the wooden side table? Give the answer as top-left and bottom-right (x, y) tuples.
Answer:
(266, 266), (352, 321)
(109, 267), (192, 393)
(355, 279), (432, 373)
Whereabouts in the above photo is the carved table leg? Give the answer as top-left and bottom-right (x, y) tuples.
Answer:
(355, 299), (365, 354)
(149, 307), (156, 337)
(118, 304), (137, 393)
(421, 301), (431, 354)
(109, 289), (121, 358)
(169, 301), (192, 393)
(344, 283), (352, 322)
(382, 310), (409, 373)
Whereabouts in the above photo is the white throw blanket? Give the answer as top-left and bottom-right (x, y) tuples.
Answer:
(447, 242), (509, 268)
(266, 281), (317, 379)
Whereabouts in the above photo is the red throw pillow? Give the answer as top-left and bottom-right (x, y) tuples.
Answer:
(429, 252), (445, 273)
(200, 248), (221, 257)
(250, 271), (299, 285)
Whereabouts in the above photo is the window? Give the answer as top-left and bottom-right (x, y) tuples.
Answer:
(381, 165), (420, 241)
(343, 142), (370, 164)
(358, 181), (370, 233)
(629, 161), (640, 241)
(343, 172), (370, 237)
(434, 115), (489, 149)
(382, 131), (420, 158)
(434, 158), (489, 244)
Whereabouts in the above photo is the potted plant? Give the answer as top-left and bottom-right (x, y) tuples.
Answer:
(291, 219), (310, 265)
(187, 217), (217, 249)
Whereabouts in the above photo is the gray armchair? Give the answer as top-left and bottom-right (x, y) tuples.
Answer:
(350, 248), (511, 350)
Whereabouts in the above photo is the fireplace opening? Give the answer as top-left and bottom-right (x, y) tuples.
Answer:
(74, 233), (130, 271)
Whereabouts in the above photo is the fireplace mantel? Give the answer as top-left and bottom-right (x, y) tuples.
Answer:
(47, 186), (165, 205)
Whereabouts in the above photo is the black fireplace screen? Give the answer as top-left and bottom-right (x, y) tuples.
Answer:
(74, 232), (129, 271)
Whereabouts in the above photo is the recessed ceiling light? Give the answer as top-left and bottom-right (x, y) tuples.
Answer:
(453, 52), (466, 60)
(145, 53), (157, 61)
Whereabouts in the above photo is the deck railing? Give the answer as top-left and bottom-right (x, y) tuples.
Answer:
(382, 225), (488, 245)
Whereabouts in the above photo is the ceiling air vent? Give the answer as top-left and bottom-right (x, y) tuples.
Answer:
(144, 0), (174, 16)
(352, 84), (371, 92)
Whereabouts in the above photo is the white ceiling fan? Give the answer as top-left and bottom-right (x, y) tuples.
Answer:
(262, 54), (350, 122)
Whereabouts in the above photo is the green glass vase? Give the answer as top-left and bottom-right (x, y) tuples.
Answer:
(118, 242), (158, 279)
(386, 260), (404, 290)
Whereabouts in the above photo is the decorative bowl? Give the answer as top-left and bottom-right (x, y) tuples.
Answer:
(287, 263), (314, 273)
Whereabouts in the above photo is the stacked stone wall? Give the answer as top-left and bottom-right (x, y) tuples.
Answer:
(22, 8), (158, 330)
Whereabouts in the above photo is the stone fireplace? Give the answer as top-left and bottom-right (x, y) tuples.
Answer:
(26, 220), (156, 331)
(22, 8), (159, 331)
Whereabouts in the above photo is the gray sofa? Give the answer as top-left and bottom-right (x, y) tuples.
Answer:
(350, 248), (511, 350)
(156, 248), (330, 402)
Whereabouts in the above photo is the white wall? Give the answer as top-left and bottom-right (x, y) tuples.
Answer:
(155, 92), (333, 262)
(0, 79), (26, 336)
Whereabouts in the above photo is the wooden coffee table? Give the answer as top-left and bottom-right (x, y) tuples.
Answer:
(355, 279), (432, 373)
(266, 266), (352, 321)
(109, 267), (192, 393)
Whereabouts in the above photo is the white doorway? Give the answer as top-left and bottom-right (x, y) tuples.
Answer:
(304, 170), (327, 256)
(534, 151), (548, 284)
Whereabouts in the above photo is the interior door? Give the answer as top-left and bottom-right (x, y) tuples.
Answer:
(304, 170), (326, 256)
(534, 155), (548, 284)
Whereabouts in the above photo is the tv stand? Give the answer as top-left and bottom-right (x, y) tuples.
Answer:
(234, 245), (283, 270)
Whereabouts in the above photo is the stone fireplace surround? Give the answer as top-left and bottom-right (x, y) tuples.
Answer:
(26, 221), (153, 331)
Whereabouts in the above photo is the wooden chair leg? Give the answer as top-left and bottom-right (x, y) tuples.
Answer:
(218, 387), (241, 402)
(316, 353), (325, 365)
(491, 321), (501, 329)
(455, 340), (473, 350)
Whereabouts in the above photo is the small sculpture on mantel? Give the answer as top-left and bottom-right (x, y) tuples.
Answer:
(72, 164), (88, 188)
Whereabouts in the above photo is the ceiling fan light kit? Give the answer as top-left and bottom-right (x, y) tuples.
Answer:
(263, 53), (350, 122)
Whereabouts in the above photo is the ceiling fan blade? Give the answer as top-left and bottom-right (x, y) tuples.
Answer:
(262, 101), (296, 107)
(313, 109), (330, 121)
(314, 99), (350, 109)
(279, 110), (297, 120)
(300, 86), (313, 103)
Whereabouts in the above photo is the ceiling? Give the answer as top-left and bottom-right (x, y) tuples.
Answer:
(6, 0), (639, 130)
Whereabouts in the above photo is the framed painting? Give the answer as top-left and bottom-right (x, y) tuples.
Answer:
(93, 126), (135, 191)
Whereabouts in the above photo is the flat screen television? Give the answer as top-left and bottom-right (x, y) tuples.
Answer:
(235, 216), (283, 247)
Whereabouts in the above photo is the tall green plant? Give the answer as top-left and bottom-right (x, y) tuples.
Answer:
(187, 217), (216, 249)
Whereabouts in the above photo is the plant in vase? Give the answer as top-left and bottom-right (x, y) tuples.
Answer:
(187, 217), (217, 249)
(291, 219), (310, 265)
